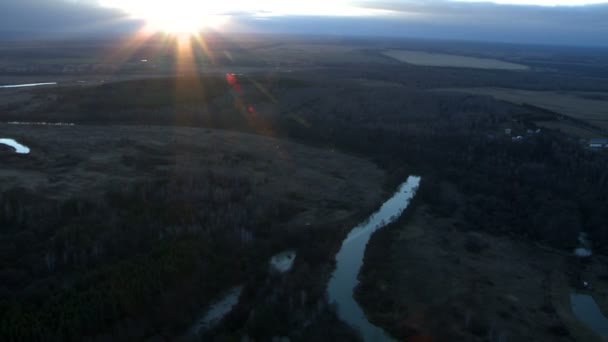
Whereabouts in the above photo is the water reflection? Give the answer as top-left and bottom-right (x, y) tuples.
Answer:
(570, 292), (608, 338)
(0, 138), (30, 154)
(269, 250), (296, 273)
(328, 176), (421, 342)
(7, 121), (75, 126)
(0, 82), (57, 89)
(189, 286), (242, 336)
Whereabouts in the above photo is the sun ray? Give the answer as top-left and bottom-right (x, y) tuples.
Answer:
(173, 34), (208, 128)
(101, 29), (156, 68)
(94, 5), (287, 155)
(191, 33), (217, 66)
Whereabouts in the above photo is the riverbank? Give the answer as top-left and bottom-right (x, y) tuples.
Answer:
(357, 203), (608, 341)
(198, 171), (416, 341)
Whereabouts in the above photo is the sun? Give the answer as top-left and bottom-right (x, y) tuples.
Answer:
(101, 0), (229, 33)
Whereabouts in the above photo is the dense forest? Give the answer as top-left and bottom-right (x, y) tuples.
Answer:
(0, 168), (293, 340)
(1, 68), (608, 340)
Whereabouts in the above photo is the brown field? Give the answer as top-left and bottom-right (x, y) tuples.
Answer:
(438, 87), (608, 131)
(251, 43), (388, 65)
(383, 50), (530, 70)
(0, 124), (385, 226)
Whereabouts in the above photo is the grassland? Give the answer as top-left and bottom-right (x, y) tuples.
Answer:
(236, 43), (392, 66)
(535, 121), (601, 139)
(383, 50), (530, 70)
(0, 124), (384, 223)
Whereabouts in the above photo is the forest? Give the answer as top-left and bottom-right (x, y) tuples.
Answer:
(1, 54), (608, 340)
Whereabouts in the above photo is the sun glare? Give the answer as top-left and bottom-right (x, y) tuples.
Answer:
(100, 0), (389, 33)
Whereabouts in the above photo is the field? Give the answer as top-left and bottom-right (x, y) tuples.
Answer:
(382, 50), (530, 70)
(0, 124), (384, 219)
(246, 43), (392, 66)
(535, 121), (600, 139)
(439, 87), (608, 131)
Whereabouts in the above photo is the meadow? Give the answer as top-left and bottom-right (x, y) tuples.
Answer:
(383, 49), (530, 70)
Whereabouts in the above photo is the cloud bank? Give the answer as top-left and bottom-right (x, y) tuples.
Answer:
(0, 0), (606, 46)
(344, 0), (608, 45)
(0, 0), (142, 39)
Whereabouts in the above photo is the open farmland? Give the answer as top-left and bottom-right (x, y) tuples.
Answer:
(383, 50), (530, 70)
(251, 43), (391, 66)
(437, 87), (608, 130)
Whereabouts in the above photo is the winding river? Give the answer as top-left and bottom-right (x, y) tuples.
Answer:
(327, 176), (421, 341)
(185, 177), (419, 339)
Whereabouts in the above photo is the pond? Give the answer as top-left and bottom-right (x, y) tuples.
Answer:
(269, 250), (297, 273)
(574, 232), (593, 258)
(0, 138), (30, 154)
(570, 292), (608, 338)
(327, 176), (421, 341)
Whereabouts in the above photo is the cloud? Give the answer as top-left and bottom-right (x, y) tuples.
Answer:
(345, 0), (608, 45)
(0, 0), (143, 38)
(213, 0), (608, 46)
(0, 0), (606, 45)
(353, 0), (608, 28)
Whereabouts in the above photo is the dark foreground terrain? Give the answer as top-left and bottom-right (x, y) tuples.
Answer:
(358, 202), (608, 342)
(0, 124), (385, 341)
(1, 36), (608, 341)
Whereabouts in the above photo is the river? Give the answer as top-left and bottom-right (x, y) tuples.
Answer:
(185, 176), (420, 339)
(570, 292), (608, 338)
(327, 176), (421, 341)
(0, 82), (57, 89)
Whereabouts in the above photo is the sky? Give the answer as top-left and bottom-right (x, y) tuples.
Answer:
(0, 0), (606, 46)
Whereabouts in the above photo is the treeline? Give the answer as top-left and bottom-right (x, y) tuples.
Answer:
(0, 169), (295, 341)
(203, 78), (608, 338)
(322, 64), (608, 92)
(14, 75), (608, 252)
(275, 84), (608, 252)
